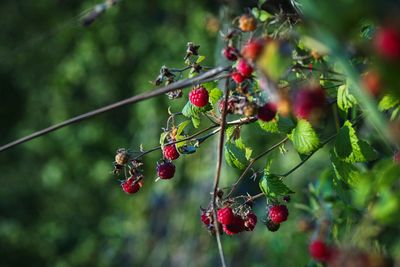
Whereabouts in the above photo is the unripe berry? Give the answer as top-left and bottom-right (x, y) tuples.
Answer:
(268, 204), (289, 224)
(239, 14), (257, 32)
(374, 27), (400, 59)
(241, 40), (264, 61)
(217, 207), (235, 225)
(163, 144), (180, 160)
(121, 177), (141, 194)
(237, 59), (253, 77)
(219, 98), (236, 114)
(156, 161), (176, 179)
(223, 46), (239, 61)
(257, 102), (277, 122)
(231, 71), (245, 84)
(309, 240), (333, 263)
(115, 149), (129, 165)
(189, 86), (209, 107)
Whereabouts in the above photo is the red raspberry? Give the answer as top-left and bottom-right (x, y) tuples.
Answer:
(189, 86), (209, 107)
(257, 102), (277, 122)
(201, 211), (212, 226)
(223, 46), (239, 61)
(156, 161), (175, 179)
(309, 240), (333, 263)
(374, 27), (400, 59)
(231, 71), (245, 84)
(293, 87), (326, 119)
(244, 212), (257, 231)
(222, 216), (245, 235)
(217, 207), (235, 225)
(268, 204), (289, 224)
(121, 177), (141, 194)
(241, 40), (264, 61)
(163, 144), (180, 160)
(236, 59), (253, 77)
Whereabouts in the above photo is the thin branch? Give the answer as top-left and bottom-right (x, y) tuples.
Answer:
(225, 137), (289, 198)
(211, 78), (230, 267)
(0, 66), (230, 153)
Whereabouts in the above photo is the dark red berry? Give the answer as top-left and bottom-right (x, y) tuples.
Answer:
(231, 71), (245, 84)
(293, 87), (326, 119)
(257, 102), (277, 122)
(201, 211), (212, 226)
(268, 204), (289, 224)
(217, 207), (235, 225)
(244, 212), (257, 231)
(374, 27), (400, 59)
(241, 39), (264, 61)
(223, 216), (245, 235)
(189, 86), (209, 107)
(219, 98), (236, 114)
(223, 46), (239, 61)
(121, 177), (141, 194)
(157, 161), (175, 179)
(163, 144), (180, 160)
(237, 59), (253, 77)
(309, 240), (333, 263)
(265, 219), (280, 232)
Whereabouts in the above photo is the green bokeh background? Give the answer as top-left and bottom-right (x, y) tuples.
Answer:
(2, 1), (393, 267)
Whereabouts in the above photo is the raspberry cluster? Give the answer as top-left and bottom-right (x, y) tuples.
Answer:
(264, 204), (289, 232)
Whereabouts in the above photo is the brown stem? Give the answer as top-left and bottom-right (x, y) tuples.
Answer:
(211, 78), (230, 267)
(0, 66), (230, 153)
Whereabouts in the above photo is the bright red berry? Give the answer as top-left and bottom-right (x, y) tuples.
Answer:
(201, 211), (212, 226)
(244, 212), (257, 231)
(223, 46), (239, 61)
(268, 204), (289, 224)
(241, 40), (264, 61)
(222, 216), (245, 235)
(157, 161), (175, 179)
(189, 86), (209, 107)
(217, 207), (235, 225)
(121, 177), (141, 194)
(258, 102), (277, 122)
(293, 87), (326, 119)
(309, 240), (333, 263)
(374, 27), (400, 59)
(236, 59), (253, 77)
(231, 71), (245, 84)
(163, 144), (180, 160)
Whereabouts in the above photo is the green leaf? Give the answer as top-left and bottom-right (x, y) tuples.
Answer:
(288, 119), (320, 155)
(337, 84), (357, 113)
(176, 120), (191, 137)
(159, 132), (169, 146)
(259, 173), (294, 199)
(378, 94), (400, 111)
(277, 117), (295, 133)
(196, 55), (206, 64)
(330, 151), (362, 187)
(224, 142), (248, 170)
(360, 24), (376, 40)
(257, 41), (291, 81)
(258, 116), (295, 134)
(191, 116), (200, 128)
(202, 81), (218, 91)
(182, 101), (193, 117)
(335, 120), (377, 163)
(209, 88), (223, 105)
(234, 138), (253, 160)
(258, 119), (279, 133)
(182, 101), (211, 128)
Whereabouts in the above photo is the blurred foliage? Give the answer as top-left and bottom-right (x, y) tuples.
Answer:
(1, 0), (400, 267)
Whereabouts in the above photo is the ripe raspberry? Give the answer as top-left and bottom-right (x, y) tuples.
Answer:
(265, 219), (280, 232)
(156, 161), (175, 179)
(163, 144), (180, 160)
(217, 207), (235, 225)
(244, 212), (257, 231)
(121, 177), (141, 194)
(236, 59), (253, 77)
(257, 102), (277, 122)
(239, 14), (257, 32)
(223, 46), (239, 61)
(241, 40), (264, 61)
(374, 27), (400, 59)
(309, 240), (333, 263)
(189, 86), (209, 107)
(222, 216), (245, 235)
(268, 204), (289, 224)
(293, 87), (326, 119)
(201, 211), (212, 226)
(231, 71), (245, 84)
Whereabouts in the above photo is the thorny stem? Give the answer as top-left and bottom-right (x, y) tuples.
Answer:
(0, 66), (230, 153)
(225, 137), (289, 198)
(211, 78), (230, 267)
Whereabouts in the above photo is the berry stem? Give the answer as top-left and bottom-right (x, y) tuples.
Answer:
(0, 66), (230, 153)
